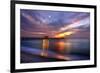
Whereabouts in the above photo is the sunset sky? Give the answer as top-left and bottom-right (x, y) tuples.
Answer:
(21, 9), (90, 39)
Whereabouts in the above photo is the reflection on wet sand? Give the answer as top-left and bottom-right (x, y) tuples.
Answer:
(55, 40), (65, 53)
(54, 54), (71, 60)
(21, 38), (90, 63)
(41, 36), (49, 57)
(41, 36), (72, 60)
(41, 38), (71, 60)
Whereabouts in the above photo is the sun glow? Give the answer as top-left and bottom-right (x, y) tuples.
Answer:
(54, 31), (74, 38)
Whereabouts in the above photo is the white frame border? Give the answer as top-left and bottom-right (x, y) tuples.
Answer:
(15, 4), (95, 69)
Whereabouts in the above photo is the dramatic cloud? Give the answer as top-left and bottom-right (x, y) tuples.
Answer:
(21, 9), (90, 38)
